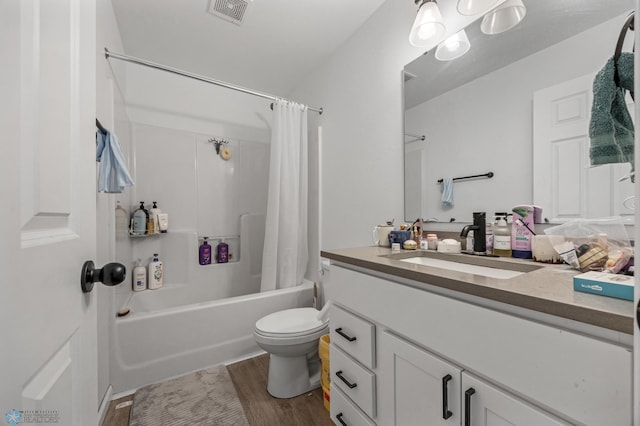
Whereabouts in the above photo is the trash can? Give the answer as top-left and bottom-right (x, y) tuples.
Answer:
(319, 334), (330, 411)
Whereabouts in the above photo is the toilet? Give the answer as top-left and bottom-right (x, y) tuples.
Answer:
(254, 307), (329, 398)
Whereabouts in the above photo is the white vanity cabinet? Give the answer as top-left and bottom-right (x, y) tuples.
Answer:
(326, 263), (632, 426)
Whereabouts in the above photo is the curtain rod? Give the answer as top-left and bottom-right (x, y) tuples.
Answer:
(104, 48), (323, 115)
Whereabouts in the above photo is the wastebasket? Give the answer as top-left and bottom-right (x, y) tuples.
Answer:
(319, 334), (330, 411)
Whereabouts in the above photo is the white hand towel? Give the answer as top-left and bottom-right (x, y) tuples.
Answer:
(441, 178), (454, 207)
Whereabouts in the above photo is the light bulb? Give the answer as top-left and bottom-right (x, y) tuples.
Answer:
(409, 1), (446, 47)
(435, 30), (471, 61)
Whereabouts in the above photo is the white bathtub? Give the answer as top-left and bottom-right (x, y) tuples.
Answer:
(110, 281), (314, 393)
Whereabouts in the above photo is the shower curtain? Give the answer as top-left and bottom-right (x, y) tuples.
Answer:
(260, 99), (309, 291)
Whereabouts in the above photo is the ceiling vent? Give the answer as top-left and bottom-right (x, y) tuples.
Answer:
(208, 0), (250, 26)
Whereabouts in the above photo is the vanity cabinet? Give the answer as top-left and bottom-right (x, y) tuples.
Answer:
(326, 263), (632, 426)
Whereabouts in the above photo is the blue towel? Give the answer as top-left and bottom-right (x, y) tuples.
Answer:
(589, 53), (634, 180)
(441, 178), (454, 207)
(96, 129), (134, 193)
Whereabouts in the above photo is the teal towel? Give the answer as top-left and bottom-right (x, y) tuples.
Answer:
(589, 53), (634, 179)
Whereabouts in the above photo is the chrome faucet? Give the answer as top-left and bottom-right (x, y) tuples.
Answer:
(460, 212), (486, 253)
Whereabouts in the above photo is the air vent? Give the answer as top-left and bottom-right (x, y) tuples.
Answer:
(208, 0), (250, 25)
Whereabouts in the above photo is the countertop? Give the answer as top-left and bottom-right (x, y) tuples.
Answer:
(321, 246), (634, 334)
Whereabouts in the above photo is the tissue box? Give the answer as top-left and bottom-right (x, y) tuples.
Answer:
(573, 271), (634, 301)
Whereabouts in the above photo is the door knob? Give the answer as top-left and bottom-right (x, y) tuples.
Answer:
(81, 260), (126, 293)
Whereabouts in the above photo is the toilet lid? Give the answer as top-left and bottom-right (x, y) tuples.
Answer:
(256, 308), (327, 336)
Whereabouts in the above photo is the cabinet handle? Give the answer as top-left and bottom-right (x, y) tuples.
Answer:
(335, 327), (357, 342)
(335, 370), (358, 389)
(442, 374), (453, 420)
(336, 412), (348, 426)
(464, 387), (476, 426)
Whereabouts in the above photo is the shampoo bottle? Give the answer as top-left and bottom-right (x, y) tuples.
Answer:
(149, 201), (161, 235)
(199, 237), (212, 265)
(217, 240), (229, 263)
(132, 202), (148, 236)
(493, 216), (512, 257)
(115, 201), (129, 237)
(148, 253), (164, 289)
(132, 259), (146, 292)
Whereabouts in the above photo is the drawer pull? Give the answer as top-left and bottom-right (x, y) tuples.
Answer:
(335, 370), (358, 389)
(336, 412), (348, 426)
(335, 327), (357, 342)
(464, 387), (476, 426)
(442, 374), (453, 420)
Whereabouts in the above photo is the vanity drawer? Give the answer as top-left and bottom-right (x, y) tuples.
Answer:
(330, 304), (375, 368)
(330, 384), (375, 426)
(331, 344), (376, 418)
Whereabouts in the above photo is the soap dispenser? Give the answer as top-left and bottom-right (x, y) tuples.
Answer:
(493, 215), (512, 257)
(132, 202), (148, 236)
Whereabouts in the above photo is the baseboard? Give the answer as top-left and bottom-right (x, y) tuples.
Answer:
(98, 385), (113, 426)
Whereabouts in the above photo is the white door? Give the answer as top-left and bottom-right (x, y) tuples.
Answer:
(378, 331), (462, 426)
(461, 373), (570, 426)
(0, 1), (98, 425)
(533, 74), (634, 222)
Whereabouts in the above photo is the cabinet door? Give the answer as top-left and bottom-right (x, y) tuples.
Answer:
(378, 331), (462, 425)
(461, 372), (570, 426)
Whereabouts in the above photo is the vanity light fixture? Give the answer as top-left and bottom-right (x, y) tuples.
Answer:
(435, 29), (471, 61)
(457, 0), (501, 16)
(409, 0), (446, 47)
(480, 0), (526, 34)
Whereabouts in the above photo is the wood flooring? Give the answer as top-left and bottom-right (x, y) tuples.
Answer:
(102, 354), (333, 426)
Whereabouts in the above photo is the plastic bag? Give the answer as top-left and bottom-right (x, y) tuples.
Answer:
(543, 217), (632, 272)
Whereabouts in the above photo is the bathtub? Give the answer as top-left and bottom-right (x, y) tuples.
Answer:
(110, 281), (314, 393)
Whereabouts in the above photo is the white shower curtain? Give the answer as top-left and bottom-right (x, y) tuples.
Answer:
(260, 99), (309, 292)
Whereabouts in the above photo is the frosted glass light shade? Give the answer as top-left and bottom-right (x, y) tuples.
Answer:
(435, 30), (471, 61)
(457, 0), (501, 16)
(481, 0), (526, 34)
(409, 1), (446, 47)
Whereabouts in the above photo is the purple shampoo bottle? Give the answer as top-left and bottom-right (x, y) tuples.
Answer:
(217, 240), (229, 263)
(199, 237), (212, 265)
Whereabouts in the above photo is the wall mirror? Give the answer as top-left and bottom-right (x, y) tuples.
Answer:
(403, 0), (634, 224)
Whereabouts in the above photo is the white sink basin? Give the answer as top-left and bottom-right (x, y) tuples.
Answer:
(399, 257), (526, 280)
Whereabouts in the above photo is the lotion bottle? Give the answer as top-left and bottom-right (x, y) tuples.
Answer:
(148, 253), (164, 289)
(132, 259), (146, 291)
(115, 201), (129, 237)
(149, 201), (161, 235)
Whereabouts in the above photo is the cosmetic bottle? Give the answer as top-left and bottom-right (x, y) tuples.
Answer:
(148, 253), (164, 289)
(199, 237), (212, 265)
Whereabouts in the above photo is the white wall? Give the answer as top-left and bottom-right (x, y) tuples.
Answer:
(289, 1), (426, 249)
(96, 0), (132, 411)
(405, 13), (633, 223)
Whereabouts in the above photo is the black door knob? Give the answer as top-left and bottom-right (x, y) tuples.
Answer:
(81, 260), (126, 293)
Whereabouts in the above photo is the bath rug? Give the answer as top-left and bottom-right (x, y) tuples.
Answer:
(130, 365), (250, 426)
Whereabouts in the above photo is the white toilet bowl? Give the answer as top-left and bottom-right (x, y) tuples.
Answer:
(254, 307), (329, 398)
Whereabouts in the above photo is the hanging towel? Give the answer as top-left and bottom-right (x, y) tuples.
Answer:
(96, 128), (134, 193)
(441, 177), (454, 207)
(589, 52), (634, 179)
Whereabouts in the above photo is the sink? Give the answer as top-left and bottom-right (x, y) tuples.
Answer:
(384, 251), (541, 280)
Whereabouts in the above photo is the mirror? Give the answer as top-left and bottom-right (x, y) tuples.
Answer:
(404, 0), (634, 224)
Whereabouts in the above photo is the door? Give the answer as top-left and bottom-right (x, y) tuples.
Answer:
(378, 331), (462, 425)
(533, 73), (634, 222)
(461, 373), (570, 426)
(1, 1), (98, 425)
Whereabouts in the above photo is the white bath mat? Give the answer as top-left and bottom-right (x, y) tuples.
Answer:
(130, 365), (250, 426)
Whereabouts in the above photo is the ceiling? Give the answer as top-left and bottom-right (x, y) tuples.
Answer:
(110, 0), (388, 97)
(404, 0), (634, 109)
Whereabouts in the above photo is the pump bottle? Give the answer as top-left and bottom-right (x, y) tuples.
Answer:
(493, 216), (512, 257)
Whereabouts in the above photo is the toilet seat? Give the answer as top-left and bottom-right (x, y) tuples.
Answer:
(255, 307), (327, 338)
